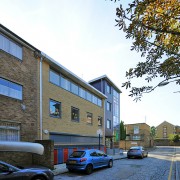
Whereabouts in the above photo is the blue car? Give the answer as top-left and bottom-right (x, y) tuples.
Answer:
(66, 149), (113, 174)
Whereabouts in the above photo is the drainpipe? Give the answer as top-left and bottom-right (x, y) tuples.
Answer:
(39, 56), (43, 140)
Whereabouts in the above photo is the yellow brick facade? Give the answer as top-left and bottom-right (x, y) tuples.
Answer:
(156, 121), (175, 139)
(41, 61), (105, 145)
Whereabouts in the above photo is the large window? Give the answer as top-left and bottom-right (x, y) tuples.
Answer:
(107, 84), (111, 94)
(50, 70), (60, 86)
(71, 83), (79, 95)
(0, 121), (20, 141)
(49, 99), (61, 118)
(0, 34), (22, 60)
(71, 107), (79, 122)
(0, 77), (22, 100)
(61, 76), (70, 91)
(87, 112), (93, 125)
(49, 69), (102, 107)
(79, 87), (86, 99)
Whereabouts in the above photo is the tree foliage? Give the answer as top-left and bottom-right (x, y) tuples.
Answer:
(168, 134), (180, 142)
(114, 0), (180, 101)
(150, 126), (156, 138)
(120, 121), (126, 140)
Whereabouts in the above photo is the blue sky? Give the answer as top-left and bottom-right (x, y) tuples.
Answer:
(1, 0), (179, 127)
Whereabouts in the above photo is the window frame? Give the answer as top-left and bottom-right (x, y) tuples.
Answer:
(98, 116), (103, 126)
(0, 77), (23, 100)
(71, 106), (80, 122)
(107, 119), (111, 129)
(0, 33), (23, 60)
(49, 99), (61, 118)
(107, 101), (111, 111)
(87, 112), (93, 125)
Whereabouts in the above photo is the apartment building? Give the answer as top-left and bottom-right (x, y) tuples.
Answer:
(156, 121), (176, 139)
(120, 123), (152, 150)
(0, 24), (41, 164)
(89, 75), (121, 148)
(0, 24), (107, 164)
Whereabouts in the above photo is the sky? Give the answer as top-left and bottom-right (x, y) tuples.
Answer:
(1, 0), (179, 127)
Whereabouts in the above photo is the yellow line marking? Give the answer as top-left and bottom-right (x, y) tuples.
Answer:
(168, 147), (176, 180)
(168, 156), (174, 180)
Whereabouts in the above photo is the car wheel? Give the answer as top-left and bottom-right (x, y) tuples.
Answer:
(85, 164), (93, 175)
(32, 176), (46, 180)
(140, 154), (144, 159)
(127, 155), (130, 159)
(108, 160), (113, 168)
(146, 153), (148, 157)
(68, 168), (73, 172)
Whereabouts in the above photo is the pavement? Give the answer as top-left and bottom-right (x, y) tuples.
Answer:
(53, 152), (127, 175)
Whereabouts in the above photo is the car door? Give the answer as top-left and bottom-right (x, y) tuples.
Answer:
(90, 151), (100, 168)
(0, 164), (23, 180)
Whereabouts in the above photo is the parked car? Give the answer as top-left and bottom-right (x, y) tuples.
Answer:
(66, 149), (113, 174)
(127, 146), (148, 159)
(0, 160), (54, 180)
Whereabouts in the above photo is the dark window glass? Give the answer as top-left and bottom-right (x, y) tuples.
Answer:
(98, 116), (102, 126)
(71, 107), (79, 121)
(49, 99), (61, 118)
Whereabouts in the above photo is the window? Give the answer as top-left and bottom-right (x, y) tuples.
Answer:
(134, 126), (139, 134)
(107, 119), (111, 129)
(49, 99), (61, 118)
(71, 82), (79, 95)
(97, 98), (102, 107)
(49, 69), (60, 86)
(132, 136), (141, 140)
(92, 95), (98, 105)
(98, 116), (102, 126)
(79, 87), (86, 99)
(0, 121), (20, 141)
(60, 76), (70, 91)
(0, 34), (22, 60)
(107, 84), (111, 94)
(86, 91), (92, 102)
(71, 107), (79, 121)
(107, 102), (111, 111)
(87, 112), (93, 125)
(0, 77), (22, 100)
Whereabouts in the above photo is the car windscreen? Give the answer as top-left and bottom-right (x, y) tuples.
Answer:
(69, 151), (85, 158)
(130, 147), (140, 150)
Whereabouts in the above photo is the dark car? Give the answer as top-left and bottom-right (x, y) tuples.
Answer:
(66, 149), (113, 174)
(0, 160), (54, 180)
(127, 146), (148, 159)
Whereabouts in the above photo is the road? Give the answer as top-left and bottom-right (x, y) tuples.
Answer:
(54, 146), (180, 180)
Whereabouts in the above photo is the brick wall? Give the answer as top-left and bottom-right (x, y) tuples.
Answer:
(41, 61), (105, 144)
(0, 46), (38, 142)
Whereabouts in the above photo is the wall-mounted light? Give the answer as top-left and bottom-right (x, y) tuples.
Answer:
(43, 129), (49, 134)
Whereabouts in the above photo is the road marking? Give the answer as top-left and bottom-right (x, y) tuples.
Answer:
(168, 147), (176, 180)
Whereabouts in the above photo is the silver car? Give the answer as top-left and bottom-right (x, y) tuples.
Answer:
(127, 146), (148, 159)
